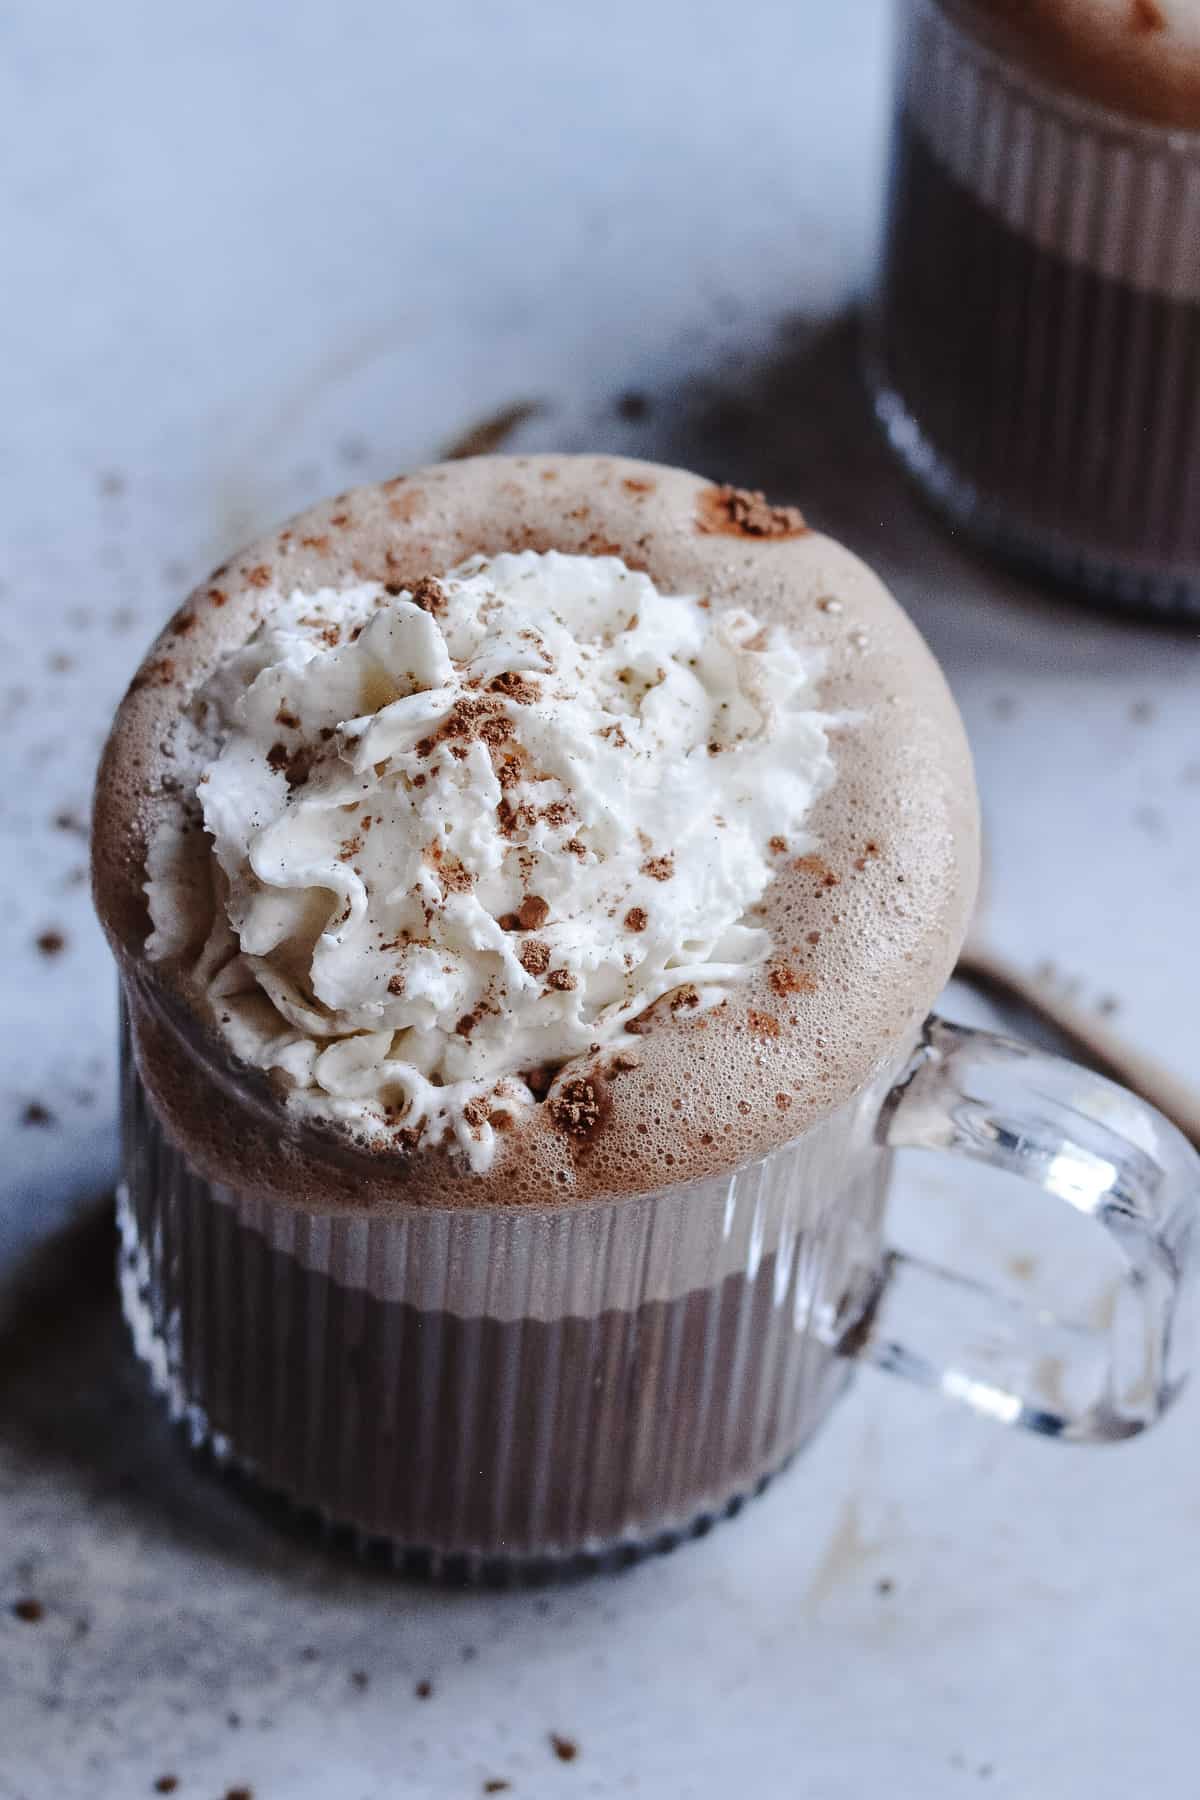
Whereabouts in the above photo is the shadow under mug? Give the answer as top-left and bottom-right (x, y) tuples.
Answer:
(117, 987), (1200, 1580)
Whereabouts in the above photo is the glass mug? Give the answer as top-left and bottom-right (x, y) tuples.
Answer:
(117, 963), (1199, 1580)
(868, 0), (1200, 618)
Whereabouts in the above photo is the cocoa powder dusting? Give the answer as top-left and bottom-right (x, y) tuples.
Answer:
(410, 575), (446, 615)
(697, 485), (809, 539)
(769, 964), (815, 997)
(488, 671), (540, 703)
(748, 1010), (782, 1040)
(624, 907), (648, 932)
(640, 855), (674, 881)
(549, 1076), (610, 1141)
(519, 939), (551, 975)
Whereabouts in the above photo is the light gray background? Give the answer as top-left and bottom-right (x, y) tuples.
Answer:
(2, 3), (1198, 1796)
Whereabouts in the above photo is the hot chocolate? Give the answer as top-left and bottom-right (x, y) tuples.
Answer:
(871, 0), (1200, 615)
(95, 453), (979, 1567)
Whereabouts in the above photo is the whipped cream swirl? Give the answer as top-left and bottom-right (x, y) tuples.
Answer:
(147, 552), (836, 1169)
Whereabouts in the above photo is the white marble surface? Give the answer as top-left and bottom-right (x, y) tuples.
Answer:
(2, 2), (1199, 1796)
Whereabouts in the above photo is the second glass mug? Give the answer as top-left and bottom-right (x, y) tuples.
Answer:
(119, 967), (1199, 1579)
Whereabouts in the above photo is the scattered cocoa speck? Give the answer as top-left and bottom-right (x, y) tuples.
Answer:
(748, 1010), (782, 1040)
(549, 1734), (579, 1763)
(21, 1101), (55, 1128)
(350, 1670), (370, 1691)
(624, 907), (648, 932)
(415, 1678), (433, 1700)
(52, 807), (88, 837)
(669, 986), (700, 1012)
(410, 575), (446, 615)
(329, 511), (350, 528)
(154, 1779), (179, 1795)
(876, 1577), (895, 1596)
(640, 854), (674, 882)
(300, 534), (330, 553)
(565, 837), (587, 858)
(517, 894), (550, 930)
(768, 835), (788, 855)
(775, 1093), (792, 1110)
(245, 565), (272, 589)
(519, 939), (551, 975)
(769, 964), (813, 997)
(274, 706), (300, 729)
(36, 928), (66, 958)
(13, 1598), (43, 1623)
(616, 390), (650, 421)
(442, 401), (542, 461)
(697, 484), (808, 539)
(547, 968), (576, 991)
(623, 477), (656, 495)
(599, 720), (629, 748)
(387, 975), (406, 996)
(483, 1782), (511, 1794)
(549, 1076), (610, 1141)
(462, 1097), (490, 1130)
(208, 587), (228, 607)
(225, 1789), (253, 1800)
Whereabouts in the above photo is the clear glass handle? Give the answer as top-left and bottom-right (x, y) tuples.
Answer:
(843, 1016), (1200, 1441)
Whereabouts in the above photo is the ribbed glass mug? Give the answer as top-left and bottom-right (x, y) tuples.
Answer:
(869, 0), (1200, 617)
(117, 970), (1199, 1580)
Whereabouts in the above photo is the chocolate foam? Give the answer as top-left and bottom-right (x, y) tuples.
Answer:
(93, 454), (979, 1211)
(966, 0), (1200, 128)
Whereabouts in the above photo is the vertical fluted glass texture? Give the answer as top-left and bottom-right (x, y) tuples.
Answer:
(117, 1013), (896, 1575)
(871, 0), (1200, 616)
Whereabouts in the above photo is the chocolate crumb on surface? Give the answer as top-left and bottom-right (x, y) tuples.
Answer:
(415, 1678), (433, 1699)
(640, 854), (674, 881)
(519, 939), (551, 975)
(488, 670), (540, 703)
(483, 1782), (511, 1795)
(350, 1669), (370, 1691)
(549, 1733), (579, 1763)
(696, 485), (809, 540)
(624, 907), (648, 932)
(153, 1779), (179, 1795)
(748, 1010), (782, 1040)
(410, 575), (446, 615)
(12, 1598), (44, 1623)
(517, 894), (550, 930)
(547, 968), (576, 991)
(35, 928), (66, 957)
(768, 963), (816, 997)
(21, 1101), (55, 1128)
(225, 1788), (253, 1800)
(549, 1077), (610, 1140)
